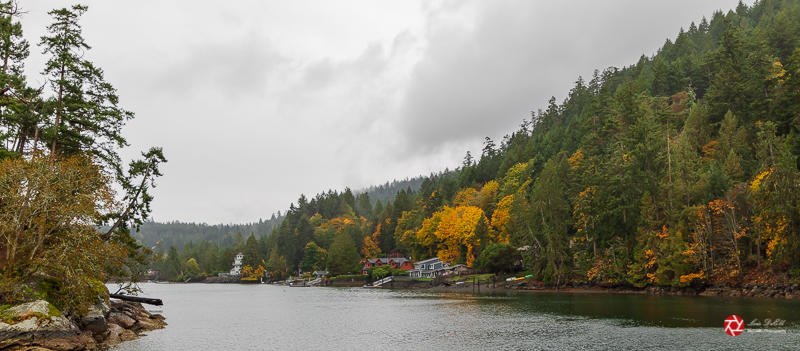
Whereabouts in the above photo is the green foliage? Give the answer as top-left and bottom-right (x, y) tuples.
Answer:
(367, 266), (407, 281)
(163, 246), (182, 280)
(330, 274), (366, 280)
(526, 157), (572, 285)
(327, 232), (361, 275)
(47, 303), (61, 317)
(40, 5), (131, 171)
(476, 243), (519, 273)
(242, 234), (261, 268)
(132, 218), (283, 253)
(184, 258), (203, 279)
(300, 241), (328, 272)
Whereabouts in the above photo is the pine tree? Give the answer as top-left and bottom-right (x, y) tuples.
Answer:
(40, 5), (132, 170)
(0, 1), (37, 157)
(327, 231), (360, 275)
(300, 242), (327, 272)
(243, 233), (261, 268)
(165, 246), (182, 280)
(527, 156), (572, 285)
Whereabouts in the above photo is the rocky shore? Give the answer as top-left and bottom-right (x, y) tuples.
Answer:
(0, 299), (166, 350)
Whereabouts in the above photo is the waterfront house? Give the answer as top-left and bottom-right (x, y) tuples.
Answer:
(390, 257), (414, 271)
(409, 257), (450, 278)
(230, 252), (243, 276)
(361, 256), (414, 275)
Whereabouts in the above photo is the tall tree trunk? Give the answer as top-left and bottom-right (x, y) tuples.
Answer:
(32, 127), (40, 153)
(756, 233), (761, 268)
(14, 127), (27, 154)
(51, 66), (64, 155)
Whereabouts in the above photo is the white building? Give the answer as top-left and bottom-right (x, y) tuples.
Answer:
(230, 252), (243, 276)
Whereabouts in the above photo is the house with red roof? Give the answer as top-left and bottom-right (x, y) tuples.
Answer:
(361, 256), (414, 275)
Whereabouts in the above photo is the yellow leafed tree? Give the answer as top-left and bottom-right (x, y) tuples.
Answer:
(490, 194), (513, 243)
(477, 180), (499, 215)
(417, 211), (443, 258)
(433, 206), (486, 267)
(453, 188), (479, 207)
(361, 235), (381, 259)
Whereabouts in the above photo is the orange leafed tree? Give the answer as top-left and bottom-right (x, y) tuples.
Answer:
(361, 235), (381, 259)
(568, 149), (584, 169)
(689, 198), (746, 283)
(241, 265), (254, 278)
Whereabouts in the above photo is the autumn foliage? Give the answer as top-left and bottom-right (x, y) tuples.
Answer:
(0, 155), (127, 313)
(248, 1), (800, 290)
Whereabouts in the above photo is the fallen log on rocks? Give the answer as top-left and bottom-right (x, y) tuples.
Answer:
(109, 294), (163, 306)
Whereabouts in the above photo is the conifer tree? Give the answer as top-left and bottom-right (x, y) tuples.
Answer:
(40, 5), (131, 169)
(0, 1), (38, 158)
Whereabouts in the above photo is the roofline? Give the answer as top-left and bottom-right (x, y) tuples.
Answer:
(414, 257), (443, 264)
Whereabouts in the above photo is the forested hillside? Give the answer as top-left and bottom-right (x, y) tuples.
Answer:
(159, 0), (800, 288)
(133, 215), (283, 251)
(137, 176), (427, 254)
(358, 175), (430, 205)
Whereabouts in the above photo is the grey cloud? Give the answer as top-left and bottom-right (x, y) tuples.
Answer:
(399, 0), (744, 153)
(151, 33), (287, 99)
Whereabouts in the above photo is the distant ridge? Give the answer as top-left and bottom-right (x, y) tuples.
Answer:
(133, 215), (283, 251)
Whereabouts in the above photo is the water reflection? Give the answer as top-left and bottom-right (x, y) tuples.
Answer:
(468, 292), (800, 328)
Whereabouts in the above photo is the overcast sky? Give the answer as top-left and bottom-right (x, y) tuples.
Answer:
(19, 0), (746, 224)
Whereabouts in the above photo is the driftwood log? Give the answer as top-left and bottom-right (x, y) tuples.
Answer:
(109, 293), (163, 306)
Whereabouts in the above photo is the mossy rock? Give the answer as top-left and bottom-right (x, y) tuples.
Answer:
(85, 278), (110, 301)
(0, 304), (14, 324)
(0, 300), (61, 324)
(48, 303), (61, 317)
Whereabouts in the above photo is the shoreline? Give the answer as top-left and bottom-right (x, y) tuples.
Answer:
(423, 282), (800, 299)
(142, 277), (800, 300)
(0, 299), (166, 351)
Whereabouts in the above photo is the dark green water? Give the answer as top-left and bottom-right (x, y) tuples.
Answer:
(113, 283), (800, 350)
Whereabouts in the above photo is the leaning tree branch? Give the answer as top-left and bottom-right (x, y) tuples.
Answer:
(102, 158), (154, 241)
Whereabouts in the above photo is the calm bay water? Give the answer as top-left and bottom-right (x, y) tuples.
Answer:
(113, 283), (800, 350)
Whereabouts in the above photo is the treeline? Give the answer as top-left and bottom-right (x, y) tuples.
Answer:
(144, 176), (439, 280)
(150, 232), (271, 281)
(251, 0), (800, 287)
(358, 175), (429, 205)
(152, 187), (418, 280)
(139, 175), (432, 280)
(133, 215), (283, 251)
